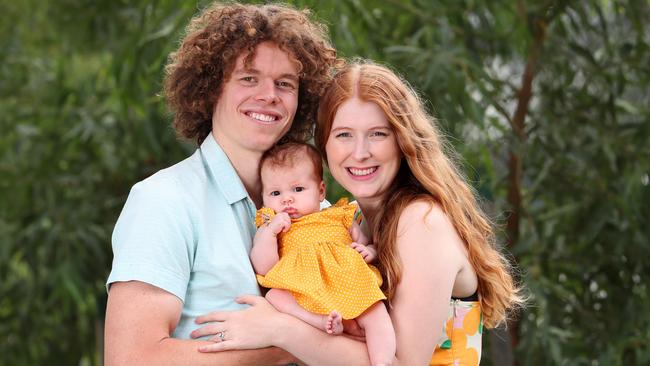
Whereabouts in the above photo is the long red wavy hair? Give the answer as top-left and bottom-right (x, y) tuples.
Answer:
(315, 60), (523, 328)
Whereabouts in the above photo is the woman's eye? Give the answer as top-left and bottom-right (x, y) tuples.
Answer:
(371, 131), (388, 137)
(270, 191), (280, 196)
(336, 132), (352, 138)
(294, 187), (304, 192)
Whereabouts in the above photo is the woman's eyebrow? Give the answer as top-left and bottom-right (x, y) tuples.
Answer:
(329, 126), (348, 132)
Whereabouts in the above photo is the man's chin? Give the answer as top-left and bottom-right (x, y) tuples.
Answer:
(250, 136), (286, 152)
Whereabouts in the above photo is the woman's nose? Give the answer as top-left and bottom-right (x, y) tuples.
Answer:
(352, 138), (371, 160)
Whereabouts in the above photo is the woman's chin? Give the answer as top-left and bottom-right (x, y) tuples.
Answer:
(347, 189), (383, 202)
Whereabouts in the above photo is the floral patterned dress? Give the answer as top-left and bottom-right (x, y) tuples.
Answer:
(429, 298), (483, 366)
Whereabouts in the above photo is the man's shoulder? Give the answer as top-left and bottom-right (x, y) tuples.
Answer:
(137, 150), (206, 193)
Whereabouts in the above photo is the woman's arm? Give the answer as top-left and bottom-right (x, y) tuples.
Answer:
(192, 295), (373, 364)
(192, 201), (466, 365)
(389, 201), (465, 364)
(105, 281), (298, 366)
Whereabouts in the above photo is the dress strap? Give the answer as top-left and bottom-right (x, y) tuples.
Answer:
(451, 291), (479, 302)
(353, 207), (363, 225)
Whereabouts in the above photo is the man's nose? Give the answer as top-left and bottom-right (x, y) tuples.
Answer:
(256, 79), (279, 103)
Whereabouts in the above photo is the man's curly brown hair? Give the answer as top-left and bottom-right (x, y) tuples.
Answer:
(164, 2), (338, 145)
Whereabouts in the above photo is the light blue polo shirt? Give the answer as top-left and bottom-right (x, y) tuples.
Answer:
(107, 133), (261, 339)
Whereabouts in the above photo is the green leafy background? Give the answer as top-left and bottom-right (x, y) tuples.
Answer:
(1, 0), (648, 364)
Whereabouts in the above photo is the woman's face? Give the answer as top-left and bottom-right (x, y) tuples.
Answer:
(325, 97), (401, 205)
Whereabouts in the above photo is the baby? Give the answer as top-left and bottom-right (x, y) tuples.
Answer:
(251, 142), (396, 366)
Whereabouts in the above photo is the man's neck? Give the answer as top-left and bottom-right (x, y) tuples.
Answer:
(211, 132), (264, 208)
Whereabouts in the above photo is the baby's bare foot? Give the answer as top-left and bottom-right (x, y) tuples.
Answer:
(325, 311), (344, 335)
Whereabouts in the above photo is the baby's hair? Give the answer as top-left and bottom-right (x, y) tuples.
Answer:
(260, 142), (323, 181)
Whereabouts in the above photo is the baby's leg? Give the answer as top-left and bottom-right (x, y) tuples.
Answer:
(265, 289), (343, 334)
(356, 301), (396, 366)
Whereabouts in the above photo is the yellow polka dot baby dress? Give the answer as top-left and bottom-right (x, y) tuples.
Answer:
(255, 199), (386, 319)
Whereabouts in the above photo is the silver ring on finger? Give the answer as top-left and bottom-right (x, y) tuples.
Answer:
(217, 331), (226, 342)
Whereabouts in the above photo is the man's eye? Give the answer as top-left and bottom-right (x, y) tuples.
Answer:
(241, 76), (256, 83)
(270, 191), (280, 196)
(277, 80), (296, 89)
(294, 187), (304, 192)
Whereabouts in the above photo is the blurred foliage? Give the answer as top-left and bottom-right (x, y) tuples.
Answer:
(1, 0), (649, 365)
(0, 0), (197, 364)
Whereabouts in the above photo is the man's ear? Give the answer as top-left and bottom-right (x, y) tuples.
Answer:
(319, 180), (326, 201)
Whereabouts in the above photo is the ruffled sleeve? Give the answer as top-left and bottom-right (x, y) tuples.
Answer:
(333, 198), (359, 229)
(255, 207), (276, 228)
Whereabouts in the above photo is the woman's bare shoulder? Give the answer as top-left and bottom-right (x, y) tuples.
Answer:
(397, 198), (463, 256)
(398, 199), (450, 230)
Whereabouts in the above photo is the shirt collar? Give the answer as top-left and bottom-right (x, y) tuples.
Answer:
(200, 133), (250, 205)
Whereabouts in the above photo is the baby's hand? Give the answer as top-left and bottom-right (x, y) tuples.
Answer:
(350, 242), (377, 263)
(267, 212), (291, 235)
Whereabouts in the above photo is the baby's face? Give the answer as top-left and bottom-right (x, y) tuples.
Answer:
(261, 159), (325, 219)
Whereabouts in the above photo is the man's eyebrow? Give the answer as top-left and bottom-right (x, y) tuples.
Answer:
(232, 68), (258, 76)
(279, 73), (299, 82)
(233, 68), (298, 81)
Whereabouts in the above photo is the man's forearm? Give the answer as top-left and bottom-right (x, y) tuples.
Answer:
(108, 338), (297, 366)
(105, 282), (298, 366)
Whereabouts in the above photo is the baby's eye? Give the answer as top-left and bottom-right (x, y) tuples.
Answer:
(270, 191), (280, 196)
(293, 187), (305, 192)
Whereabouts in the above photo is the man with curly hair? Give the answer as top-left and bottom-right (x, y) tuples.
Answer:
(104, 3), (337, 364)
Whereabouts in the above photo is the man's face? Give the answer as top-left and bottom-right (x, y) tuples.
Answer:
(212, 42), (300, 155)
